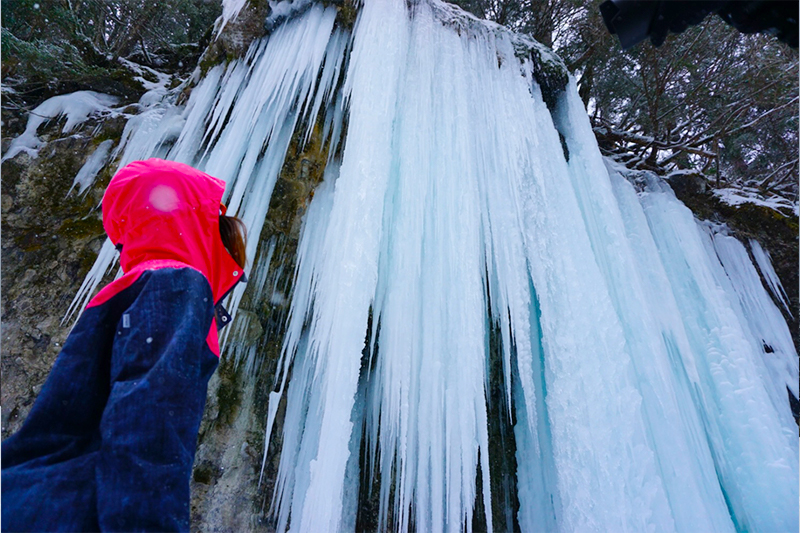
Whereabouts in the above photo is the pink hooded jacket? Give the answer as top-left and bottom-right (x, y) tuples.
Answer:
(87, 158), (245, 355)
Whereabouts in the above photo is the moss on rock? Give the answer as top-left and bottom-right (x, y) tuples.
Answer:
(1, 114), (124, 438)
(332, 0), (359, 30)
(215, 355), (244, 426)
(526, 41), (569, 115)
(199, 0), (270, 77)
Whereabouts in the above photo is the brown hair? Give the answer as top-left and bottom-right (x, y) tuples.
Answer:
(219, 215), (247, 269)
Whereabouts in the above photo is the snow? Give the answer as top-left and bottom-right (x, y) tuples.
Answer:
(118, 58), (173, 106)
(666, 168), (698, 177)
(714, 186), (799, 216)
(3, 58), (177, 169)
(2, 91), (119, 162)
(68, 0), (799, 531)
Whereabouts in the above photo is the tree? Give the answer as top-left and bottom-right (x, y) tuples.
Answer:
(452, 0), (799, 199)
(587, 17), (798, 195)
(1, 0), (221, 106)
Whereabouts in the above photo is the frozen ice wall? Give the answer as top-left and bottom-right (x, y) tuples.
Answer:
(65, 0), (798, 531)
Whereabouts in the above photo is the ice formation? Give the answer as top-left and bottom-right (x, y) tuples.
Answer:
(750, 238), (794, 317)
(218, 0), (250, 33)
(2, 91), (119, 162)
(59, 0), (798, 531)
(68, 139), (115, 195)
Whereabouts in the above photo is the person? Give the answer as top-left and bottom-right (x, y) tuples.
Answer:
(1, 158), (247, 532)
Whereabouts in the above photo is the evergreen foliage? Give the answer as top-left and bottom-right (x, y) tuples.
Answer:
(2, 0), (797, 199)
(1, 0), (220, 105)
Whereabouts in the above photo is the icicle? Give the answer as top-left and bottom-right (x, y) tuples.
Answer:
(554, 84), (736, 532)
(68, 139), (115, 196)
(710, 230), (799, 405)
(60, 0), (799, 531)
(69, 6), (345, 336)
(749, 238), (793, 317)
(636, 175), (799, 533)
(114, 106), (186, 167)
(217, 0), (249, 35)
(262, 164), (338, 530)
(63, 239), (119, 323)
(169, 65), (226, 166)
(286, 0), (410, 529)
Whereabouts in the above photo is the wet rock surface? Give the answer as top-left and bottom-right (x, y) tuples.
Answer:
(1, 119), (122, 438)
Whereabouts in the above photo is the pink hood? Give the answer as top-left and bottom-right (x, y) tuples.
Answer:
(101, 158), (244, 305)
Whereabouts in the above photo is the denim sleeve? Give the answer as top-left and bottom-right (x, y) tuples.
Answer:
(1, 286), (121, 533)
(96, 267), (219, 533)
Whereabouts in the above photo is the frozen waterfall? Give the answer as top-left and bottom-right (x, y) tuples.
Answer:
(68, 0), (798, 531)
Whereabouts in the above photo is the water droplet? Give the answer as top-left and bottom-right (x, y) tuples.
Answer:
(146, 337), (153, 344)
(233, 271), (238, 276)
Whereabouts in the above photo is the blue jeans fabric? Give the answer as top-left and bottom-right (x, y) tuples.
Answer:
(2, 268), (219, 532)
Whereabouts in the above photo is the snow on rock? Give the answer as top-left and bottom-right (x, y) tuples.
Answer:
(2, 91), (119, 162)
(713, 186), (798, 217)
(118, 58), (173, 106)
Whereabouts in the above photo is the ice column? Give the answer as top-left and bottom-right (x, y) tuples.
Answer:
(366, 5), (492, 531)
(637, 176), (799, 532)
(274, 0), (411, 530)
(709, 230), (798, 422)
(554, 86), (735, 532)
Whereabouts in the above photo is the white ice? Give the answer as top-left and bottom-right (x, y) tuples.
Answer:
(709, 228), (799, 403)
(633, 175), (798, 532)
(68, 139), (115, 195)
(749, 238), (793, 317)
(63, 0), (800, 531)
(2, 91), (119, 162)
